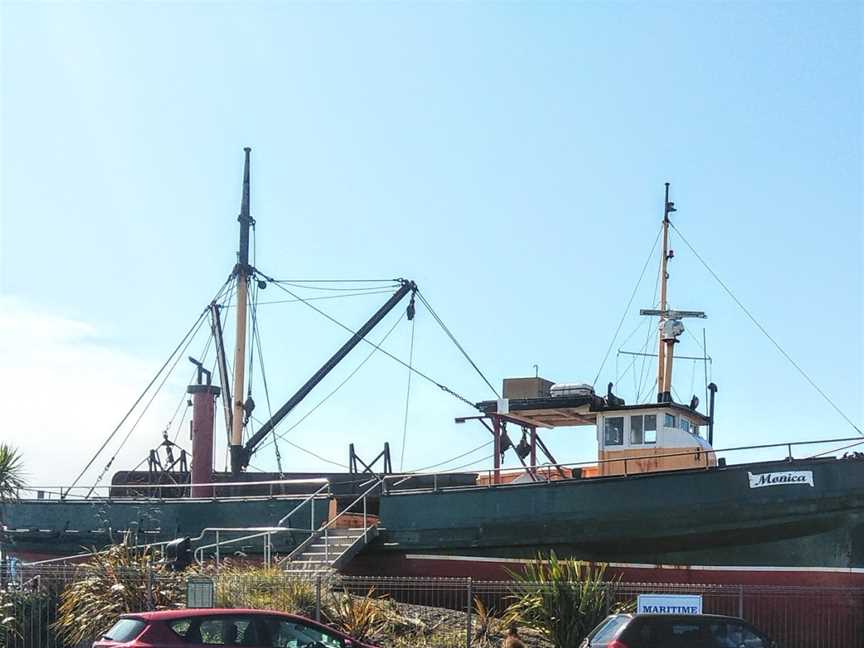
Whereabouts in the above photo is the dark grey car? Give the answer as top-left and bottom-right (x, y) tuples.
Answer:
(580, 613), (777, 648)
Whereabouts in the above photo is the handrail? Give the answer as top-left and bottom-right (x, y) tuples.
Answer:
(17, 477), (329, 500)
(193, 482), (332, 567)
(378, 435), (864, 489)
(20, 482), (333, 569)
(281, 474), (386, 567)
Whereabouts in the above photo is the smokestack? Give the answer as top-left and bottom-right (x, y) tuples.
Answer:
(188, 361), (221, 497)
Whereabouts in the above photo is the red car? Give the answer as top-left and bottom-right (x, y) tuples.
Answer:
(92, 608), (379, 648)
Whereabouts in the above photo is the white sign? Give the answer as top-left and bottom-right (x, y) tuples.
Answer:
(637, 594), (703, 615)
(748, 470), (814, 489)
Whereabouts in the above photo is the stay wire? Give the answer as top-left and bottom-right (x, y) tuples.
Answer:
(593, 226), (663, 387)
(399, 316), (417, 472)
(415, 291), (499, 398)
(62, 278), (229, 499)
(85, 311), (211, 497)
(250, 290), (398, 306)
(257, 271), (482, 411)
(250, 277), (283, 476)
(411, 441), (493, 473)
(670, 222), (862, 436)
(249, 415), (347, 468)
(255, 311), (407, 454)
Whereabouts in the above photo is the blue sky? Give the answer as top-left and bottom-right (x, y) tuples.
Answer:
(1, 1), (861, 487)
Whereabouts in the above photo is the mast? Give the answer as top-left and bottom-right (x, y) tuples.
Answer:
(656, 182), (675, 402)
(230, 147), (253, 475)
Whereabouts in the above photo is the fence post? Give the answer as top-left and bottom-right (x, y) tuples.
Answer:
(315, 574), (322, 622)
(466, 577), (473, 648)
(146, 560), (154, 611)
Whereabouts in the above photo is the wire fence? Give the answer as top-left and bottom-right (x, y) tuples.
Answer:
(1, 567), (862, 648)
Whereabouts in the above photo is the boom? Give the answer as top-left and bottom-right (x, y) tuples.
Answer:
(235, 279), (417, 471)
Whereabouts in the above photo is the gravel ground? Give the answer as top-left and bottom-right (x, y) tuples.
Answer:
(375, 600), (555, 648)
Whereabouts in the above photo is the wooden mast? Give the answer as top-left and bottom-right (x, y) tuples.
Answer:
(657, 182), (676, 403)
(230, 147), (252, 475)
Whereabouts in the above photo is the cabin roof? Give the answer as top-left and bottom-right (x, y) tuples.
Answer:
(475, 395), (710, 428)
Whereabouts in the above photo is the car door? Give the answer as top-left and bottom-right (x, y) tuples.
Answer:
(263, 617), (346, 648)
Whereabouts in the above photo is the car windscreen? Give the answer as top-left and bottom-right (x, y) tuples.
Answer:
(101, 618), (146, 642)
(589, 615), (630, 644)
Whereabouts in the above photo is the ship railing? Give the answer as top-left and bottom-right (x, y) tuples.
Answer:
(379, 435), (864, 494)
(192, 481), (333, 568)
(281, 475), (385, 568)
(16, 481), (333, 569)
(13, 477), (331, 502)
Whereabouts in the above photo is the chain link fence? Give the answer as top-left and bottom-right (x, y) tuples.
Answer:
(1, 566), (862, 647)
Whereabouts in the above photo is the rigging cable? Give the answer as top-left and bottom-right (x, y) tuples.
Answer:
(670, 222), (862, 436)
(84, 310), (212, 497)
(258, 273), (482, 412)
(250, 275), (284, 476)
(399, 314), (416, 471)
(415, 290), (499, 398)
(249, 415), (347, 468)
(592, 226), (663, 387)
(411, 440), (493, 473)
(251, 290), (399, 306)
(61, 278), (230, 499)
(255, 311), (407, 454)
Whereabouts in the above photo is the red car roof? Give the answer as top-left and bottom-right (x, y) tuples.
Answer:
(123, 608), (307, 621)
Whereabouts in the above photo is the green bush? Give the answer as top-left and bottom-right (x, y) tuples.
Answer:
(505, 552), (632, 648)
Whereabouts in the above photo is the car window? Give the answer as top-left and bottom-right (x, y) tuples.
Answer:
(626, 619), (713, 648)
(101, 618), (146, 642)
(188, 616), (264, 646)
(710, 621), (767, 648)
(169, 618), (192, 638)
(266, 618), (344, 648)
(589, 615), (629, 644)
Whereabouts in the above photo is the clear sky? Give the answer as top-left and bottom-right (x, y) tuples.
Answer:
(1, 1), (861, 489)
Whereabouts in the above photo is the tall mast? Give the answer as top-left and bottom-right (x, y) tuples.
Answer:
(230, 147), (252, 475)
(656, 182), (674, 402)
(640, 183), (705, 404)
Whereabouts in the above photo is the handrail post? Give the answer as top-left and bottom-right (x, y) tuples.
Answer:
(311, 496), (315, 532)
(466, 577), (473, 648)
(363, 495), (367, 532)
(215, 530), (220, 571)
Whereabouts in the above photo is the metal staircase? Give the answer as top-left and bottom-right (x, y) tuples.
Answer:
(282, 477), (384, 576)
(284, 526), (378, 576)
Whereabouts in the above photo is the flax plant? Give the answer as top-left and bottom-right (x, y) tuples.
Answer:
(324, 587), (389, 642)
(505, 552), (632, 648)
(54, 541), (186, 645)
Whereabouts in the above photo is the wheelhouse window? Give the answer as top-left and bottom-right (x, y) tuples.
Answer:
(630, 414), (657, 445)
(679, 417), (691, 434)
(664, 413), (677, 428)
(604, 417), (624, 446)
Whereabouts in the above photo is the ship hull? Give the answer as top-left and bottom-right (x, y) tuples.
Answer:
(0, 495), (328, 560)
(4, 457), (863, 588)
(351, 456), (864, 585)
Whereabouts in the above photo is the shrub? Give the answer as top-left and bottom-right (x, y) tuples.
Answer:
(53, 541), (186, 644)
(324, 588), (389, 641)
(212, 563), (318, 616)
(505, 552), (632, 648)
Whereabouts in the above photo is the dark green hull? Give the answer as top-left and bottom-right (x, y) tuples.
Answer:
(347, 456), (864, 584)
(0, 495), (327, 561)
